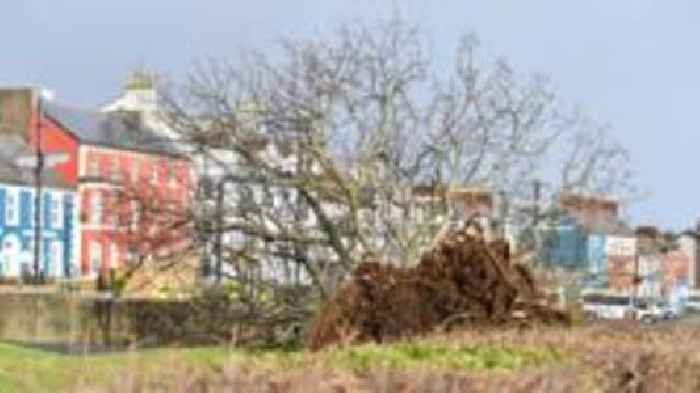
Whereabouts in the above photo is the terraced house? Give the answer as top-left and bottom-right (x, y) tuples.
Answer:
(0, 136), (77, 280)
(0, 87), (192, 280)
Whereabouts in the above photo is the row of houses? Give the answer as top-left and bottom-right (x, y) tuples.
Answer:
(0, 80), (192, 283)
(467, 191), (697, 303)
(0, 73), (694, 303)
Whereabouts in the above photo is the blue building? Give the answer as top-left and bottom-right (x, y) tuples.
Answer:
(539, 215), (589, 269)
(537, 210), (628, 288)
(0, 137), (77, 280)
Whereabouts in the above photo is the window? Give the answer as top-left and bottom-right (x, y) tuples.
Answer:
(165, 162), (176, 186)
(149, 222), (158, 237)
(263, 185), (274, 207)
(132, 160), (141, 183)
(21, 191), (32, 227)
(90, 192), (103, 225)
(49, 193), (63, 229)
(238, 187), (255, 214)
(363, 209), (375, 226)
(252, 185), (263, 204)
(110, 243), (119, 269)
(298, 205), (309, 221)
(151, 163), (159, 184)
(104, 193), (116, 226)
(199, 176), (215, 199)
(5, 189), (19, 226)
(88, 159), (100, 177)
(90, 241), (102, 275)
(130, 200), (141, 231)
(110, 164), (122, 182)
(126, 248), (138, 263)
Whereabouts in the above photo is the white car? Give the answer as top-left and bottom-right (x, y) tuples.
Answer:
(631, 302), (664, 324)
(582, 295), (666, 323)
(582, 294), (633, 320)
(685, 296), (700, 313)
(656, 302), (680, 319)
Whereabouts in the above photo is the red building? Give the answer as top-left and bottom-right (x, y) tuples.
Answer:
(1, 88), (192, 277)
(661, 250), (690, 296)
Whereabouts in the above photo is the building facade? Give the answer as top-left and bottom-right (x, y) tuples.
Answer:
(75, 143), (192, 277)
(0, 137), (78, 279)
(0, 88), (192, 278)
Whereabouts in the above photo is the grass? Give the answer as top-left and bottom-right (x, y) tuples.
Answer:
(326, 342), (564, 372)
(16, 322), (700, 392)
(0, 338), (564, 392)
(0, 343), (231, 392)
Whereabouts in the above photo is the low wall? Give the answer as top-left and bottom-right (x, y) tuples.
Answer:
(0, 289), (310, 351)
(0, 292), (116, 348)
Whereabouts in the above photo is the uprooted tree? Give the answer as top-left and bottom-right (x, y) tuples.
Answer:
(159, 14), (638, 300)
(306, 221), (571, 350)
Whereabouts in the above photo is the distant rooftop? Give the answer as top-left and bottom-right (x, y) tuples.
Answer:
(44, 101), (182, 157)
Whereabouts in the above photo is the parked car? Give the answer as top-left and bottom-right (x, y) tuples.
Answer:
(631, 301), (664, 324)
(656, 301), (681, 319)
(685, 296), (700, 313)
(582, 295), (665, 323)
(582, 294), (632, 320)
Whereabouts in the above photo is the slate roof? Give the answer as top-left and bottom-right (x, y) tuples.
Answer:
(0, 136), (72, 189)
(44, 102), (182, 157)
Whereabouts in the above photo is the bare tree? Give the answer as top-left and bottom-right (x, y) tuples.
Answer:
(159, 14), (636, 298)
(91, 158), (197, 297)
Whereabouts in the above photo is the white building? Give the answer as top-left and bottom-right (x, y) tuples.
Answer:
(100, 73), (340, 286)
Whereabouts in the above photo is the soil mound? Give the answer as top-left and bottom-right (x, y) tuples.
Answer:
(306, 223), (570, 350)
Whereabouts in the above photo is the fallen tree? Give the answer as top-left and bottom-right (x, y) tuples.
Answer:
(307, 222), (570, 350)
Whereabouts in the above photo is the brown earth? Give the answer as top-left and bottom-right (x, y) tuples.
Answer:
(306, 223), (571, 350)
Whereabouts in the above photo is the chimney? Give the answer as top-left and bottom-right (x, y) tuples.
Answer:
(0, 88), (34, 141)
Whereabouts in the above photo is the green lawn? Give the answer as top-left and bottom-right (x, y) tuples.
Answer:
(0, 343), (230, 392)
(0, 340), (564, 392)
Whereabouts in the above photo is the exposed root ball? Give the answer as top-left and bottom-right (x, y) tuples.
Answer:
(306, 227), (570, 350)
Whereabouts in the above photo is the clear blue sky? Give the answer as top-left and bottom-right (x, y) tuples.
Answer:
(4, 1), (697, 230)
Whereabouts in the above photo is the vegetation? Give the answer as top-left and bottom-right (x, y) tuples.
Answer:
(0, 337), (562, 392)
(161, 12), (637, 301)
(4, 323), (700, 392)
(73, 323), (700, 392)
(0, 343), (230, 392)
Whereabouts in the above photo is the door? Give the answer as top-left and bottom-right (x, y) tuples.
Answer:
(49, 241), (64, 278)
(1, 234), (21, 277)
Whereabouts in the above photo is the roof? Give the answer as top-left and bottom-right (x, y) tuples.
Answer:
(551, 209), (633, 236)
(44, 102), (182, 157)
(579, 217), (633, 236)
(0, 136), (73, 190)
(559, 193), (619, 210)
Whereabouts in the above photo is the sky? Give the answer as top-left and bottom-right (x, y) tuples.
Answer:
(3, 1), (698, 230)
